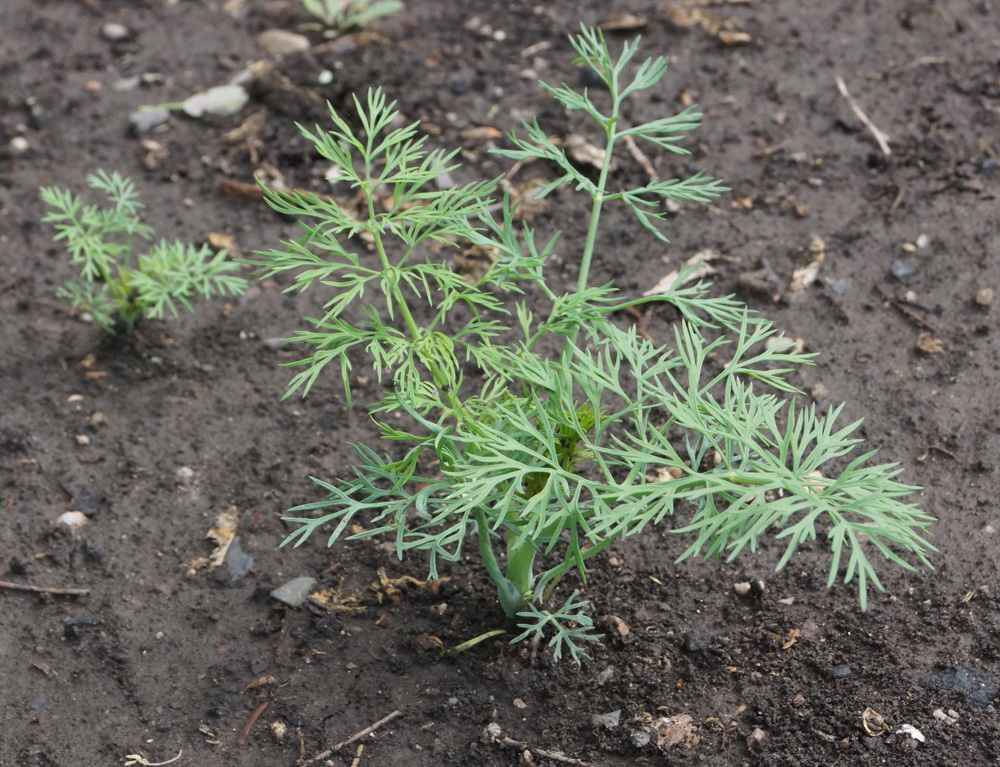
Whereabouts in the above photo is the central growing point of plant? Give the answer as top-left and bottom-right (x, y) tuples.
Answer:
(253, 27), (934, 661)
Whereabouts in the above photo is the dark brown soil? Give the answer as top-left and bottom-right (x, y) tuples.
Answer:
(2, 1), (999, 766)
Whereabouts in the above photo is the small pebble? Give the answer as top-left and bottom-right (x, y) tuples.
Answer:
(57, 510), (89, 529)
(9, 136), (29, 154)
(916, 233), (930, 249)
(747, 728), (768, 751)
(113, 76), (141, 91)
(101, 22), (133, 41)
(596, 667), (615, 686)
(981, 157), (998, 174)
(810, 382), (829, 400)
(434, 172), (456, 190)
(257, 29), (310, 56)
(733, 582), (751, 596)
(890, 260), (915, 280)
(127, 108), (169, 137)
(975, 287), (994, 306)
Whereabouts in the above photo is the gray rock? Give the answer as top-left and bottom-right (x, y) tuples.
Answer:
(215, 536), (254, 586)
(680, 629), (714, 653)
(890, 259), (915, 280)
(591, 710), (621, 730)
(833, 664), (852, 678)
(926, 666), (999, 707)
(595, 667), (615, 686)
(631, 730), (651, 748)
(128, 108), (169, 137)
(270, 576), (317, 607)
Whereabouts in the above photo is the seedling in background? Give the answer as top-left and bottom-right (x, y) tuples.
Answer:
(300, 0), (403, 36)
(254, 26), (935, 661)
(41, 171), (248, 333)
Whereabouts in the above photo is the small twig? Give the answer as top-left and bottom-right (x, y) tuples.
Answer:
(623, 135), (656, 179)
(350, 744), (364, 767)
(303, 710), (402, 764)
(836, 76), (892, 156)
(236, 702), (269, 745)
(0, 580), (90, 596)
(0, 275), (29, 294)
(874, 286), (940, 333)
(888, 55), (948, 76)
(123, 750), (183, 767)
(500, 737), (600, 767)
(928, 444), (958, 460)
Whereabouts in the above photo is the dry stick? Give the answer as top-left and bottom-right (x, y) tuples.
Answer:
(236, 701), (269, 745)
(303, 710), (402, 764)
(500, 737), (600, 767)
(835, 76), (892, 156)
(0, 580), (90, 596)
(350, 744), (364, 767)
(623, 134), (656, 179)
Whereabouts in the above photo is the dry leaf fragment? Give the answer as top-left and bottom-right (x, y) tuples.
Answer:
(607, 615), (630, 636)
(915, 332), (944, 354)
(786, 260), (822, 301)
(643, 249), (721, 296)
(185, 506), (238, 575)
(599, 10), (648, 30)
(652, 714), (695, 750)
(464, 126), (503, 142)
(781, 628), (800, 650)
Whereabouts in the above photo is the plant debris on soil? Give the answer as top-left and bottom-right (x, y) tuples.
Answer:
(1, 1), (999, 766)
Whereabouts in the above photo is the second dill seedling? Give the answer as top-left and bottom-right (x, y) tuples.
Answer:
(41, 171), (247, 333)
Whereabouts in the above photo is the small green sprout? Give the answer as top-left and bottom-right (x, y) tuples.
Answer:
(300, 0), (403, 37)
(253, 27), (935, 661)
(41, 171), (248, 333)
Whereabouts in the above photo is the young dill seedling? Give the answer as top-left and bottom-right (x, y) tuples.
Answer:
(300, 0), (403, 37)
(253, 26), (935, 661)
(41, 171), (248, 334)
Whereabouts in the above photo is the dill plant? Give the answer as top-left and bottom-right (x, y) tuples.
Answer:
(253, 27), (934, 661)
(41, 171), (247, 333)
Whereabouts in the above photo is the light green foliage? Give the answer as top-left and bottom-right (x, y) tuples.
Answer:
(300, 0), (403, 36)
(41, 171), (248, 333)
(254, 27), (935, 660)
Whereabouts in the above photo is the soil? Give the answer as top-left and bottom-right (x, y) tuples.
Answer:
(2, 1), (999, 766)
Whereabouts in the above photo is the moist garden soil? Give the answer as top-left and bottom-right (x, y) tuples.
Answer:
(2, 1), (1000, 765)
